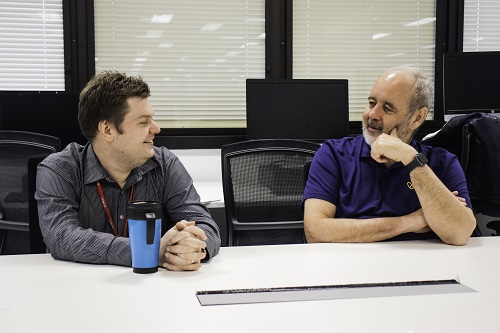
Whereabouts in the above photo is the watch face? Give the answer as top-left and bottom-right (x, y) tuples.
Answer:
(416, 153), (428, 165)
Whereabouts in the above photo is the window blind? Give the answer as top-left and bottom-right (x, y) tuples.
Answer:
(94, 0), (265, 129)
(0, 0), (64, 91)
(293, 0), (436, 121)
(464, 0), (500, 51)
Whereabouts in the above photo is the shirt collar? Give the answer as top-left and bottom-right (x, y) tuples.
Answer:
(360, 136), (372, 159)
(83, 143), (160, 186)
(83, 143), (107, 185)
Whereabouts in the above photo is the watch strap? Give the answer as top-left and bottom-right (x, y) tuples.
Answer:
(405, 153), (428, 174)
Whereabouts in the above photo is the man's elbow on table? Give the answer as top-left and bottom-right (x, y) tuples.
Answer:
(304, 221), (324, 243)
(440, 233), (470, 246)
(303, 199), (336, 243)
(437, 213), (476, 246)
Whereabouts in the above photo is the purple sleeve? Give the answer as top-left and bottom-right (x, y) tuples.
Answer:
(437, 154), (473, 209)
(303, 142), (341, 206)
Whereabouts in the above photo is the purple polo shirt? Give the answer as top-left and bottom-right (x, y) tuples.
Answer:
(303, 135), (471, 239)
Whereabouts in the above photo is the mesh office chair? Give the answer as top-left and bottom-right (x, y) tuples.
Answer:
(221, 139), (321, 246)
(423, 113), (500, 236)
(0, 131), (60, 254)
(28, 154), (51, 253)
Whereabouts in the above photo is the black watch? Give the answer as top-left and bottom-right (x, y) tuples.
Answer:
(405, 153), (428, 174)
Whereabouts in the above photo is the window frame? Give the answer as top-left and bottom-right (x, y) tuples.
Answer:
(66, 0), (462, 147)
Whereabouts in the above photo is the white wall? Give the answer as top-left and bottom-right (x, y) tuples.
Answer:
(172, 149), (222, 183)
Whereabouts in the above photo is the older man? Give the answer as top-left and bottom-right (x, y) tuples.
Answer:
(303, 66), (476, 245)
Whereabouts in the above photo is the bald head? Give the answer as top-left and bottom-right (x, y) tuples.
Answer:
(380, 66), (434, 118)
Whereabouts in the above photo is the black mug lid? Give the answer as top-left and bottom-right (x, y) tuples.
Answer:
(127, 201), (162, 219)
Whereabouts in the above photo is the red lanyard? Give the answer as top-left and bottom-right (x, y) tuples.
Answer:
(96, 181), (134, 237)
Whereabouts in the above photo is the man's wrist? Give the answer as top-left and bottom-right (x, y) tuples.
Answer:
(401, 146), (418, 165)
(405, 153), (428, 174)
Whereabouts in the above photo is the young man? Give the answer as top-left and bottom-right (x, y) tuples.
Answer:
(36, 70), (220, 270)
(303, 66), (476, 245)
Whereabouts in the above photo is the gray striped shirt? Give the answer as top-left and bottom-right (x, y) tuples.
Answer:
(35, 142), (221, 266)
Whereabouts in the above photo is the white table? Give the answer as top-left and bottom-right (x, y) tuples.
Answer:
(1, 237), (499, 332)
(193, 181), (224, 208)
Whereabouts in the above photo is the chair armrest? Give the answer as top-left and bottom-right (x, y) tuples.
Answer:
(0, 219), (30, 232)
(233, 220), (304, 231)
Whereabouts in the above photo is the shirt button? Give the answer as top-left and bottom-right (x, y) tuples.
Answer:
(119, 215), (124, 220)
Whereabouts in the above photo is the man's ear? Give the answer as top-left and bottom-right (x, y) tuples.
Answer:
(97, 120), (115, 142)
(410, 106), (428, 131)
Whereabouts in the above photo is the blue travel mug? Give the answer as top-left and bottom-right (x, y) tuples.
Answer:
(127, 201), (162, 274)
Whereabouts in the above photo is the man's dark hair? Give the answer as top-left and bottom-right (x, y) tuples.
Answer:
(78, 70), (151, 141)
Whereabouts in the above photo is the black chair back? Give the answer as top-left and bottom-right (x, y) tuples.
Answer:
(28, 154), (51, 253)
(221, 139), (320, 246)
(0, 131), (60, 254)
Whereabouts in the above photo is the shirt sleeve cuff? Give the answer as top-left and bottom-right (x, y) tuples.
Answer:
(107, 237), (132, 267)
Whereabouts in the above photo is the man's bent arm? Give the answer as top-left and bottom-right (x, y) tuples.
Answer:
(36, 164), (132, 266)
(409, 165), (476, 245)
(370, 130), (476, 246)
(303, 198), (428, 243)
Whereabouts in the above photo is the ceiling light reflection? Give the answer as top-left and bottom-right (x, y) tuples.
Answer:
(372, 33), (391, 40)
(151, 14), (173, 24)
(405, 17), (436, 27)
(201, 23), (223, 32)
